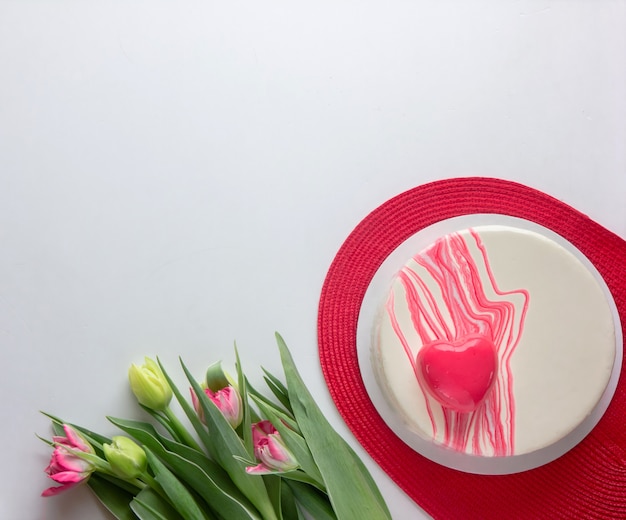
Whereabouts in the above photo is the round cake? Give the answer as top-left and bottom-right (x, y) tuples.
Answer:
(372, 224), (618, 463)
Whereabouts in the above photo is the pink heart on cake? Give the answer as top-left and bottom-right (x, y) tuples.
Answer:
(416, 335), (498, 413)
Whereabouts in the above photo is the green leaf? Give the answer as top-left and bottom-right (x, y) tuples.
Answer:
(43, 416), (122, 472)
(40, 411), (64, 427)
(261, 369), (289, 399)
(144, 447), (209, 520)
(108, 417), (262, 520)
(130, 502), (164, 520)
(183, 359), (279, 520)
(262, 475), (282, 520)
(44, 413), (110, 449)
(261, 369), (293, 414)
(273, 470), (326, 491)
(279, 483), (303, 520)
(246, 394), (299, 433)
(157, 359), (216, 457)
(285, 481), (337, 520)
(36, 434), (54, 448)
(245, 381), (293, 425)
(92, 471), (145, 496)
(88, 473), (137, 520)
(41, 412), (70, 440)
(130, 500), (166, 520)
(140, 405), (180, 441)
(275, 333), (392, 520)
(41, 412), (112, 454)
(69, 424), (114, 448)
(234, 345), (254, 457)
(130, 487), (184, 520)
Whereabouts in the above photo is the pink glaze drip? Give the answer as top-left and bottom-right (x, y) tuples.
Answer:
(386, 229), (529, 456)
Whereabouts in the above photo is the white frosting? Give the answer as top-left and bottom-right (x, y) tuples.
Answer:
(369, 222), (618, 468)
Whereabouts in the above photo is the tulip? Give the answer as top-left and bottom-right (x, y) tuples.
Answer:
(245, 420), (298, 474)
(42, 425), (96, 497)
(103, 436), (147, 479)
(128, 357), (172, 411)
(191, 385), (243, 429)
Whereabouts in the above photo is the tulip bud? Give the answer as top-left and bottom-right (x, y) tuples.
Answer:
(42, 425), (97, 497)
(246, 420), (298, 474)
(191, 385), (243, 429)
(103, 436), (147, 479)
(128, 357), (172, 411)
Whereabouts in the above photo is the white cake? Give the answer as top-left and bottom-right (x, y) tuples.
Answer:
(372, 224), (618, 461)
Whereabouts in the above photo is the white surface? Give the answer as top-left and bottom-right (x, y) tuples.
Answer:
(1, 1), (625, 519)
(362, 219), (621, 473)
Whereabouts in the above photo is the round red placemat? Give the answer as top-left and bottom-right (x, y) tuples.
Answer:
(318, 177), (626, 520)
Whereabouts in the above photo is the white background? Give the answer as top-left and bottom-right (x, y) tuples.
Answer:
(1, 1), (625, 519)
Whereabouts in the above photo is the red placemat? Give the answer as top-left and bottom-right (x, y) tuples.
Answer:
(318, 178), (626, 520)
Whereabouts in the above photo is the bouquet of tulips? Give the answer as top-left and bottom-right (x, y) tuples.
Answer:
(39, 334), (392, 520)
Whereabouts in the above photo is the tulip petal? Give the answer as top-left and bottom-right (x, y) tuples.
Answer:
(51, 435), (69, 445)
(49, 470), (89, 484)
(245, 463), (274, 475)
(252, 420), (275, 448)
(42, 480), (84, 497)
(44, 458), (63, 475)
(62, 425), (92, 452)
(267, 436), (291, 463)
(207, 386), (243, 429)
(190, 388), (205, 423)
(52, 449), (92, 473)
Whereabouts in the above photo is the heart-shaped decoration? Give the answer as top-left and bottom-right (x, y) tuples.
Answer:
(416, 335), (498, 413)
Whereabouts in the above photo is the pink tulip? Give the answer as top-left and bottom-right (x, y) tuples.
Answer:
(191, 385), (243, 429)
(42, 425), (96, 497)
(246, 420), (298, 474)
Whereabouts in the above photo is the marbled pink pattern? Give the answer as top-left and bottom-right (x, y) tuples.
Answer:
(387, 229), (529, 455)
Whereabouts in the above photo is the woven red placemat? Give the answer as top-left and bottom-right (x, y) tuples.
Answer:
(318, 177), (626, 520)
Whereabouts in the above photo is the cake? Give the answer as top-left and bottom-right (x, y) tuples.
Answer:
(372, 224), (618, 463)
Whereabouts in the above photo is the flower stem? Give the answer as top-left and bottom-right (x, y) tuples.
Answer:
(163, 406), (203, 452)
(140, 472), (160, 491)
(128, 477), (146, 490)
(139, 472), (177, 509)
